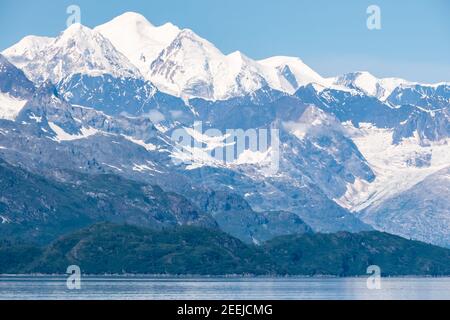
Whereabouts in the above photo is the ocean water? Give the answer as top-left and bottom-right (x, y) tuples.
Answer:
(1, 276), (450, 300)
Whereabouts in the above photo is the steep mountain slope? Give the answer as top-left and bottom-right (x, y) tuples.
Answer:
(358, 166), (450, 248)
(387, 83), (450, 109)
(331, 71), (449, 108)
(0, 54), (34, 120)
(337, 122), (450, 213)
(295, 84), (413, 128)
(57, 72), (193, 123)
(0, 157), (216, 244)
(0, 58), (317, 244)
(177, 96), (375, 233)
(292, 78), (450, 248)
(393, 107), (450, 145)
(0, 54), (35, 97)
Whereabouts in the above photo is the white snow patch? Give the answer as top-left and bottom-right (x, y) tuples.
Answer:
(132, 161), (162, 173)
(283, 105), (338, 140)
(29, 113), (42, 123)
(185, 127), (232, 150)
(0, 93), (27, 120)
(102, 163), (123, 172)
(154, 123), (169, 133)
(234, 148), (273, 165)
(337, 122), (450, 211)
(170, 144), (223, 170)
(0, 216), (10, 224)
(122, 135), (157, 151)
(171, 126), (276, 172)
(48, 122), (99, 142)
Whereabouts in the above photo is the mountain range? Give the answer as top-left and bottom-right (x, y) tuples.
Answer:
(0, 11), (449, 255)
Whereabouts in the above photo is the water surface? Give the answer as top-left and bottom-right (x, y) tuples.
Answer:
(1, 276), (450, 300)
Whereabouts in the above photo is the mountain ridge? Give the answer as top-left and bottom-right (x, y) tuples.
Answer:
(3, 223), (450, 276)
(0, 11), (449, 250)
(4, 12), (447, 101)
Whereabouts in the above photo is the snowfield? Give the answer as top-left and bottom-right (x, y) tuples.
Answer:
(338, 122), (450, 212)
(0, 93), (27, 120)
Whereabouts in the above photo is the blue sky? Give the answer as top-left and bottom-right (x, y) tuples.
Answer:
(0, 0), (449, 82)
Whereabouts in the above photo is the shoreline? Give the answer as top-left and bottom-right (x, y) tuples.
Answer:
(1, 274), (449, 279)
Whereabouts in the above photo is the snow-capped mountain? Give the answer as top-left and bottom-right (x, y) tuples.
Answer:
(148, 29), (268, 100)
(0, 53), (372, 239)
(3, 23), (141, 84)
(1, 12), (449, 248)
(0, 54), (35, 98)
(2, 21), (193, 119)
(331, 71), (408, 101)
(387, 83), (450, 109)
(93, 12), (335, 100)
(0, 54), (34, 120)
(331, 71), (449, 105)
(97, 12), (268, 100)
(2, 35), (53, 70)
(3, 12), (447, 103)
(258, 56), (329, 94)
(94, 12), (180, 76)
(393, 107), (450, 145)
(57, 71), (195, 129)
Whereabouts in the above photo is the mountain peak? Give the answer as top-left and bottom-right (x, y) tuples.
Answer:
(227, 50), (247, 60)
(148, 27), (236, 100)
(353, 71), (374, 76)
(108, 11), (155, 27)
(226, 51), (261, 74)
(2, 35), (53, 55)
(332, 71), (408, 100)
(2, 35), (54, 70)
(95, 13), (180, 76)
(3, 21), (141, 84)
(177, 28), (197, 38)
(58, 23), (97, 43)
(172, 28), (214, 48)
(260, 55), (305, 65)
(259, 55), (327, 93)
(63, 22), (89, 32)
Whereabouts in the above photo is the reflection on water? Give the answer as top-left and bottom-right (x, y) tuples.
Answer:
(1, 276), (450, 300)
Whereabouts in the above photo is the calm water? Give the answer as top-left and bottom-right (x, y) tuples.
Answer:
(1, 276), (450, 300)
